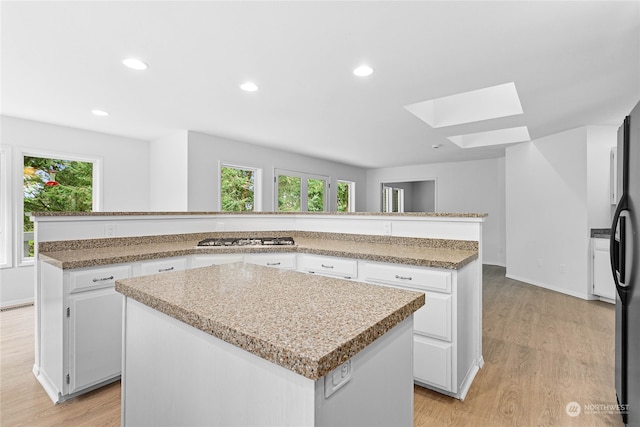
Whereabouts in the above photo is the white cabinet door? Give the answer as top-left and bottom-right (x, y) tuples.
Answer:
(593, 239), (616, 300)
(414, 292), (452, 342)
(68, 288), (123, 393)
(413, 335), (452, 392)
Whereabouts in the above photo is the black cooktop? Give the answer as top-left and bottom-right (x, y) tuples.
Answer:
(196, 237), (295, 247)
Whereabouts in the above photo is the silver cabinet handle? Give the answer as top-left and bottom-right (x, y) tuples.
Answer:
(158, 267), (175, 272)
(321, 264), (334, 269)
(266, 262), (281, 266)
(92, 275), (114, 283)
(395, 274), (412, 281)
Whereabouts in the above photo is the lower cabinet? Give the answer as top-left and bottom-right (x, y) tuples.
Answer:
(37, 249), (479, 402)
(37, 262), (131, 403)
(68, 288), (123, 393)
(362, 260), (480, 400)
(592, 238), (616, 301)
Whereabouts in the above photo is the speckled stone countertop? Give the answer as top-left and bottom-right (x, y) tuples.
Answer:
(39, 232), (478, 270)
(116, 262), (425, 380)
(591, 228), (611, 238)
(31, 211), (488, 218)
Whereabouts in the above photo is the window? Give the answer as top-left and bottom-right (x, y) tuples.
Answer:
(0, 148), (10, 268)
(219, 163), (262, 212)
(382, 186), (404, 213)
(337, 180), (355, 212)
(275, 170), (328, 212)
(21, 153), (99, 262)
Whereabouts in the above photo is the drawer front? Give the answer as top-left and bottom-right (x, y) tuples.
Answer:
(191, 255), (243, 269)
(243, 254), (296, 270)
(364, 262), (451, 293)
(298, 254), (358, 279)
(414, 292), (452, 342)
(69, 265), (131, 293)
(139, 257), (188, 276)
(414, 335), (452, 392)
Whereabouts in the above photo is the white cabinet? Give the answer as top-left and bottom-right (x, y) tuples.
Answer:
(592, 238), (616, 301)
(297, 254), (358, 279)
(362, 260), (478, 399)
(37, 262), (131, 402)
(68, 288), (123, 393)
(243, 253), (296, 270)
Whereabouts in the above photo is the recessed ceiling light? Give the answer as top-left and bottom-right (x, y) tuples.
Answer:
(91, 109), (109, 116)
(240, 82), (259, 92)
(353, 65), (374, 77)
(122, 58), (148, 71)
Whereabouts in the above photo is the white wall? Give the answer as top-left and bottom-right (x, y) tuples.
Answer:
(367, 157), (505, 266)
(149, 131), (189, 211)
(505, 126), (616, 299)
(0, 116), (150, 307)
(185, 131), (368, 212)
(587, 126), (617, 229)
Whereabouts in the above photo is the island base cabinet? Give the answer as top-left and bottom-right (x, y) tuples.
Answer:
(68, 288), (123, 393)
(122, 299), (414, 427)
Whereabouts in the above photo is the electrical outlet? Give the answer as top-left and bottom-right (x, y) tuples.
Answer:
(324, 360), (352, 398)
(383, 222), (392, 236)
(104, 224), (116, 237)
(559, 264), (566, 274)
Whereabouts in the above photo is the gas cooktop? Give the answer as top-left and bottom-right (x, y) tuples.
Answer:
(196, 237), (295, 247)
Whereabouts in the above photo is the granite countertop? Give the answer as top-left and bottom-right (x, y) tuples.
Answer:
(591, 228), (611, 239)
(115, 262), (425, 381)
(39, 232), (478, 270)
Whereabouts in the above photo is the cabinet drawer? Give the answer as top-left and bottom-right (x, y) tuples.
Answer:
(139, 257), (188, 276)
(191, 255), (243, 269)
(243, 254), (296, 270)
(298, 254), (358, 279)
(364, 263), (451, 293)
(69, 265), (131, 293)
(414, 335), (452, 392)
(414, 292), (452, 341)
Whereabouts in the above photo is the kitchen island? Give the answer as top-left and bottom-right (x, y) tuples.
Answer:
(116, 262), (424, 427)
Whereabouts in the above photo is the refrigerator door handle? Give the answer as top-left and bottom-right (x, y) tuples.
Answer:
(610, 194), (629, 303)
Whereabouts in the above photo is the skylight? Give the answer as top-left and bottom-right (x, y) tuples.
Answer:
(404, 82), (524, 128)
(447, 126), (531, 148)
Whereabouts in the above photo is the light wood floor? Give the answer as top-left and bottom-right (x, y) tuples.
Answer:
(1, 265), (624, 426)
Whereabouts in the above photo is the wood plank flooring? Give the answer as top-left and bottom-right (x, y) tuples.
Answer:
(1, 265), (623, 426)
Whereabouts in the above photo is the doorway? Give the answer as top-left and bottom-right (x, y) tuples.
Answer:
(381, 179), (436, 213)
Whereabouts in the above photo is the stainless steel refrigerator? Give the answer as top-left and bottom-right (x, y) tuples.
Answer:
(611, 99), (640, 425)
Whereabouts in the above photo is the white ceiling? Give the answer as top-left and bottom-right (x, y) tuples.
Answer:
(2, 1), (639, 168)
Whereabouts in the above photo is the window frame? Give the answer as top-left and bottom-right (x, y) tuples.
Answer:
(274, 169), (329, 212)
(0, 147), (12, 268)
(218, 162), (262, 212)
(16, 148), (103, 266)
(337, 180), (355, 213)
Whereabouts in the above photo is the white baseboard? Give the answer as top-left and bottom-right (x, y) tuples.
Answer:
(1, 298), (34, 310)
(505, 273), (592, 300)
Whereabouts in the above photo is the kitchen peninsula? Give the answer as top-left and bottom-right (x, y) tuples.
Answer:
(32, 212), (485, 407)
(117, 262), (424, 426)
